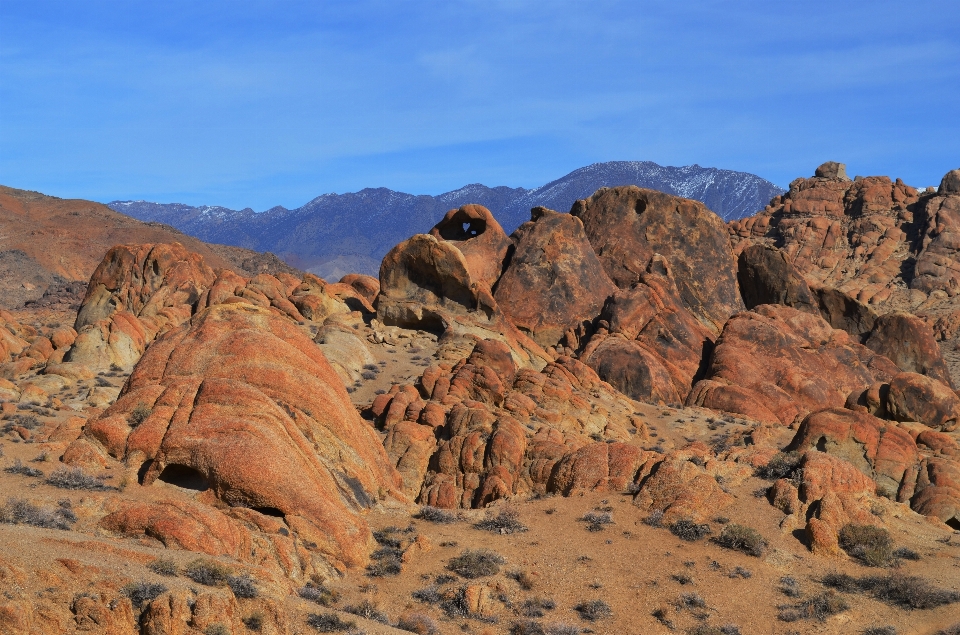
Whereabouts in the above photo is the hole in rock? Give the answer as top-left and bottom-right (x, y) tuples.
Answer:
(252, 506), (285, 518)
(634, 198), (648, 214)
(947, 517), (960, 531)
(815, 436), (828, 452)
(438, 216), (487, 241)
(156, 463), (210, 491)
(137, 459), (153, 485)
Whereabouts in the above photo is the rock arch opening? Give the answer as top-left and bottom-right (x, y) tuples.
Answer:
(156, 463), (210, 491)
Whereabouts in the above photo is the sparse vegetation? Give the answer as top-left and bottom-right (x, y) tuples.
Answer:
(148, 558), (179, 576)
(184, 558), (232, 586)
(243, 612), (265, 631)
(299, 581), (340, 606)
(46, 466), (111, 491)
(756, 451), (801, 480)
(344, 599), (389, 624)
(128, 402), (152, 427)
(580, 511), (613, 532)
(892, 546), (920, 561)
(838, 524), (893, 567)
(670, 519), (712, 542)
(416, 505), (456, 523)
(519, 597), (556, 617)
(0, 497), (76, 529)
(779, 576), (801, 598)
(821, 572), (960, 609)
(509, 569), (535, 590)
(396, 612), (439, 635)
(934, 624), (960, 635)
(687, 626), (741, 635)
(778, 591), (849, 622)
(228, 573), (259, 598)
(204, 625), (229, 635)
(713, 523), (767, 556)
(475, 507), (527, 534)
(644, 509), (664, 527)
(122, 581), (168, 609)
(510, 622), (546, 635)
(366, 546), (402, 577)
(448, 548), (505, 578)
(411, 586), (442, 603)
(862, 627), (897, 635)
(4, 459), (43, 477)
(305, 613), (356, 632)
(2, 414), (41, 435)
(574, 599), (611, 621)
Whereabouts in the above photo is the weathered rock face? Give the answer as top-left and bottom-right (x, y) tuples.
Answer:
(737, 244), (817, 313)
(788, 408), (918, 498)
(374, 338), (646, 507)
(886, 372), (960, 432)
(814, 161), (850, 181)
(864, 312), (954, 387)
(687, 305), (900, 425)
(912, 172), (960, 295)
(378, 234), (488, 330)
(66, 243), (217, 370)
(572, 185), (744, 334)
(77, 302), (404, 569)
(493, 207), (617, 349)
(580, 262), (715, 406)
(729, 172), (922, 306)
(429, 204), (511, 290)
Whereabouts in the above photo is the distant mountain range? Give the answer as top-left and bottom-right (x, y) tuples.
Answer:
(109, 161), (783, 279)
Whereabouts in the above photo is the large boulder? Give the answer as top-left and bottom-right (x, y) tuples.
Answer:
(729, 171), (921, 306)
(79, 302), (405, 570)
(886, 372), (960, 432)
(864, 312), (954, 387)
(493, 207), (617, 348)
(687, 304), (900, 425)
(788, 408), (918, 498)
(429, 204), (511, 290)
(572, 185), (744, 334)
(580, 260), (715, 406)
(737, 244), (818, 313)
(912, 170), (960, 295)
(67, 243), (217, 370)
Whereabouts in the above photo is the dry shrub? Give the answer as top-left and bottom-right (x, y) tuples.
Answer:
(448, 549), (505, 579)
(713, 524), (767, 557)
(184, 559), (232, 586)
(838, 524), (893, 567)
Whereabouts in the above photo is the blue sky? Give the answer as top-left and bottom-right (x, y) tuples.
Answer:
(1, 0), (958, 211)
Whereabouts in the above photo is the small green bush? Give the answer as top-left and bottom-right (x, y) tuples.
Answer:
(184, 559), (232, 586)
(128, 402), (152, 427)
(148, 558), (178, 577)
(713, 524), (767, 557)
(838, 524), (893, 567)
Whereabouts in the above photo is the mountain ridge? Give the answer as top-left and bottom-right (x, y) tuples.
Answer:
(110, 160), (784, 278)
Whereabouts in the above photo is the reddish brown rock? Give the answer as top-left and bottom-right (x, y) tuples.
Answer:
(788, 408), (918, 498)
(864, 312), (954, 387)
(912, 171), (960, 295)
(83, 302), (404, 569)
(493, 207), (616, 348)
(572, 186), (744, 334)
(430, 204), (511, 290)
(688, 305), (900, 425)
(548, 442), (648, 494)
(886, 372), (960, 431)
(632, 456), (734, 523)
(796, 450), (875, 502)
(737, 244), (818, 313)
(911, 457), (960, 528)
(729, 171), (921, 306)
(376, 340), (643, 508)
(581, 262), (715, 405)
(339, 273), (380, 304)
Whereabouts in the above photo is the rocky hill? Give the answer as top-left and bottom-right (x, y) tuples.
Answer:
(2, 165), (960, 634)
(0, 185), (301, 313)
(109, 161), (784, 279)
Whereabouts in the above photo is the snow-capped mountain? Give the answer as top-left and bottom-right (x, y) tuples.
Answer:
(109, 161), (783, 278)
